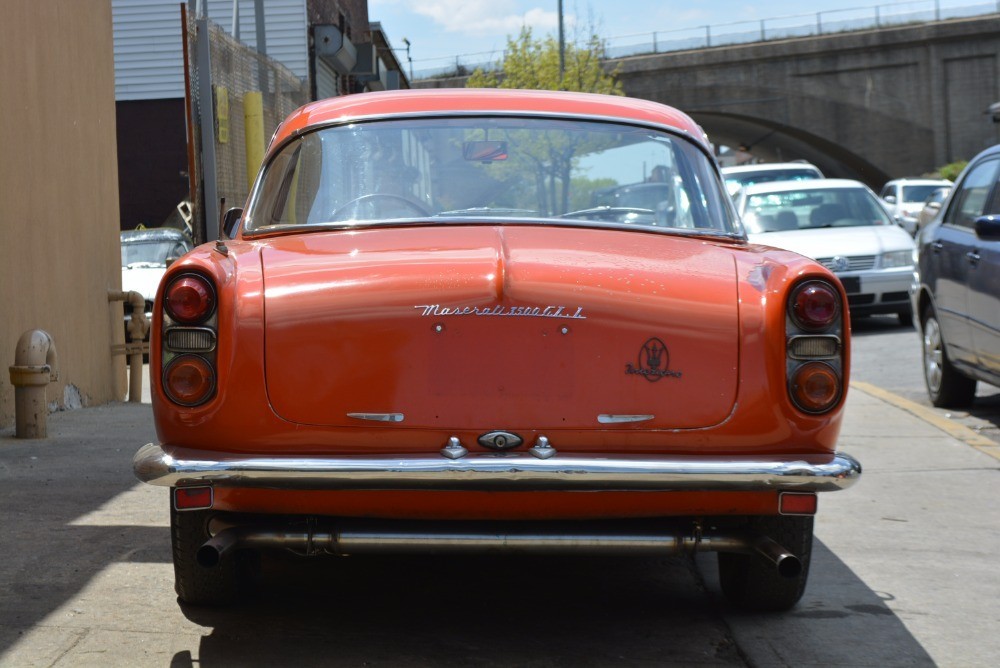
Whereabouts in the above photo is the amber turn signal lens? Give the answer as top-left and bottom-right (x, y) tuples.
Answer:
(164, 275), (215, 324)
(790, 281), (839, 331)
(790, 361), (840, 413)
(163, 354), (215, 406)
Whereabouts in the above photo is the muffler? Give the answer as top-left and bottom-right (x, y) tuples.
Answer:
(196, 520), (802, 578)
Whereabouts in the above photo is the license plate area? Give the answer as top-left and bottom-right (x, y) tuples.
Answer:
(838, 276), (860, 294)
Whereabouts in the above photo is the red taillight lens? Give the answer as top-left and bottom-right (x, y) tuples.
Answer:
(163, 354), (216, 406)
(164, 274), (215, 324)
(790, 280), (839, 331)
(790, 361), (841, 413)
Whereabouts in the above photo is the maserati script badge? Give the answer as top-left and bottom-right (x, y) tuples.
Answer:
(626, 337), (682, 382)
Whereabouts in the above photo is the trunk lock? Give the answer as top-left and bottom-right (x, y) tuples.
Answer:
(477, 431), (523, 450)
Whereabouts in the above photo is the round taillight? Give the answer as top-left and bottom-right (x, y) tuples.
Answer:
(164, 275), (215, 324)
(790, 281), (840, 331)
(163, 355), (216, 406)
(790, 361), (841, 413)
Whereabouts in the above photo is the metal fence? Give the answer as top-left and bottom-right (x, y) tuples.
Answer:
(411, 0), (999, 80)
(186, 13), (308, 242)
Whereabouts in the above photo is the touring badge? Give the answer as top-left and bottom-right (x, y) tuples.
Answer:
(626, 337), (682, 382)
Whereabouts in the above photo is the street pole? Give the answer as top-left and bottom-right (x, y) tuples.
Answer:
(558, 0), (565, 85)
(403, 38), (413, 82)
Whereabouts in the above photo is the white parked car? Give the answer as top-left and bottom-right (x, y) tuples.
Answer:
(721, 162), (823, 197)
(736, 179), (917, 326)
(878, 178), (952, 236)
(120, 227), (193, 340)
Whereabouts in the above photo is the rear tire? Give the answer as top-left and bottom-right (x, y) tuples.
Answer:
(718, 516), (813, 612)
(921, 307), (976, 408)
(170, 503), (241, 606)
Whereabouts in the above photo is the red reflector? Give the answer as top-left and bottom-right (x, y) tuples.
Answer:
(780, 492), (817, 515)
(174, 486), (214, 510)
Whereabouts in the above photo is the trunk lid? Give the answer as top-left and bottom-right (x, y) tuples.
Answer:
(262, 225), (739, 431)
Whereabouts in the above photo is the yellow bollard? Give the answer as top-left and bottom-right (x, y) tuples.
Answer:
(244, 91), (265, 190)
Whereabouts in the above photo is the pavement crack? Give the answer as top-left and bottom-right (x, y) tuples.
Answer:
(48, 626), (90, 668)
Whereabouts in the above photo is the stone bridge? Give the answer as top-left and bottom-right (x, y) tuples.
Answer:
(613, 14), (1000, 185)
(418, 14), (1000, 187)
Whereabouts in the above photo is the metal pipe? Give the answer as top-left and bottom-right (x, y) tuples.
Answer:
(8, 330), (58, 438)
(195, 520), (801, 579)
(108, 290), (148, 402)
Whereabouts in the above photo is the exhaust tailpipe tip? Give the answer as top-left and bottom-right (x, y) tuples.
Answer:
(753, 534), (803, 579)
(196, 528), (240, 568)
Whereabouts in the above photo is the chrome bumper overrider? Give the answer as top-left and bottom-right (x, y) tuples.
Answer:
(133, 443), (861, 492)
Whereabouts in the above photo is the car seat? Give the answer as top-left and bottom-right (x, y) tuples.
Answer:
(810, 203), (848, 227)
(775, 210), (799, 230)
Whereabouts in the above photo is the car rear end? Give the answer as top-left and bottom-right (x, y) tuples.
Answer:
(133, 89), (859, 610)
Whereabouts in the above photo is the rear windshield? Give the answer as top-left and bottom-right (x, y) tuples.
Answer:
(901, 184), (946, 203)
(742, 187), (893, 233)
(245, 116), (738, 235)
(120, 238), (190, 267)
(724, 167), (822, 193)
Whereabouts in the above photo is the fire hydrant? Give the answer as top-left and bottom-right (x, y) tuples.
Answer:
(9, 329), (59, 438)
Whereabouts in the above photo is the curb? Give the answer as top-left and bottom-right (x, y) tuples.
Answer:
(850, 380), (1000, 462)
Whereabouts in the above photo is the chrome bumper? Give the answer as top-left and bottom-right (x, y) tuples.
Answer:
(133, 443), (861, 493)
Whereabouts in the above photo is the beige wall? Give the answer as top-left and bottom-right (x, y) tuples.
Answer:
(1, 0), (126, 428)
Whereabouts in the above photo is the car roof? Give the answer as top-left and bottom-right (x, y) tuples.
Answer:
(740, 178), (869, 195)
(721, 162), (821, 175)
(882, 178), (952, 186)
(120, 227), (191, 243)
(269, 89), (708, 154)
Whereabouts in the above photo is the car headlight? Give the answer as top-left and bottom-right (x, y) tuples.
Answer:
(881, 250), (913, 268)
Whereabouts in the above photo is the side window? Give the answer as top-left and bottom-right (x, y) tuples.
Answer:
(945, 158), (1000, 229)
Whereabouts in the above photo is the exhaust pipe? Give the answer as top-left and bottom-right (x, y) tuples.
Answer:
(196, 521), (802, 578)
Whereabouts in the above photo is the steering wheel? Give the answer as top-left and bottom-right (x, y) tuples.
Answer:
(331, 194), (431, 221)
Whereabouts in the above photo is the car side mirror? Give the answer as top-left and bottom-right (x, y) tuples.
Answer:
(222, 207), (243, 238)
(883, 195), (897, 204)
(974, 215), (1000, 240)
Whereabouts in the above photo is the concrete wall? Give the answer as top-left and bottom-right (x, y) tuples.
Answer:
(1, 0), (126, 429)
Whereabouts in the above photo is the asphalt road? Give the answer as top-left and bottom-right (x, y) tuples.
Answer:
(1, 323), (999, 667)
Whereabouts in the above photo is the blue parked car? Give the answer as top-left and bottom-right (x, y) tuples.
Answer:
(912, 144), (1000, 407)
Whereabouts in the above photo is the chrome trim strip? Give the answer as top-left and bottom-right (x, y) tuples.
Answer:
(598, 414), (655, 424)
(346, 413), (405, 423)
(133, 443), (861, 493)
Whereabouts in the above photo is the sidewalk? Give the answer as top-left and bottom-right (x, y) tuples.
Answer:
(1, 386), (998, 666)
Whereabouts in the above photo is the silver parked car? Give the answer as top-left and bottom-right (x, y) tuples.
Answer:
(736, 179), (916, 326)
(879, 178), (952, 236)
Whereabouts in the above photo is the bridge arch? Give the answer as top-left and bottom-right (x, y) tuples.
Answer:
(613, 14), (1000, 188)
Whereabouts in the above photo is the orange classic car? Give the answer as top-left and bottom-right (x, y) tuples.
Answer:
(133, 88), (860, 610)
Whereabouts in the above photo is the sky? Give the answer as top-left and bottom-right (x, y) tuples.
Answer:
(368, 0), (930, 74)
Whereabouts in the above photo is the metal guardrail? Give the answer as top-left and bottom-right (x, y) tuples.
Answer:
(409, 0), (999, 80)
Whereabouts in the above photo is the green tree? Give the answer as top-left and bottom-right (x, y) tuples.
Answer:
(467, 26), (622, 95)
(466, 27), (622, 214)
(936, 160), (968, 182)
